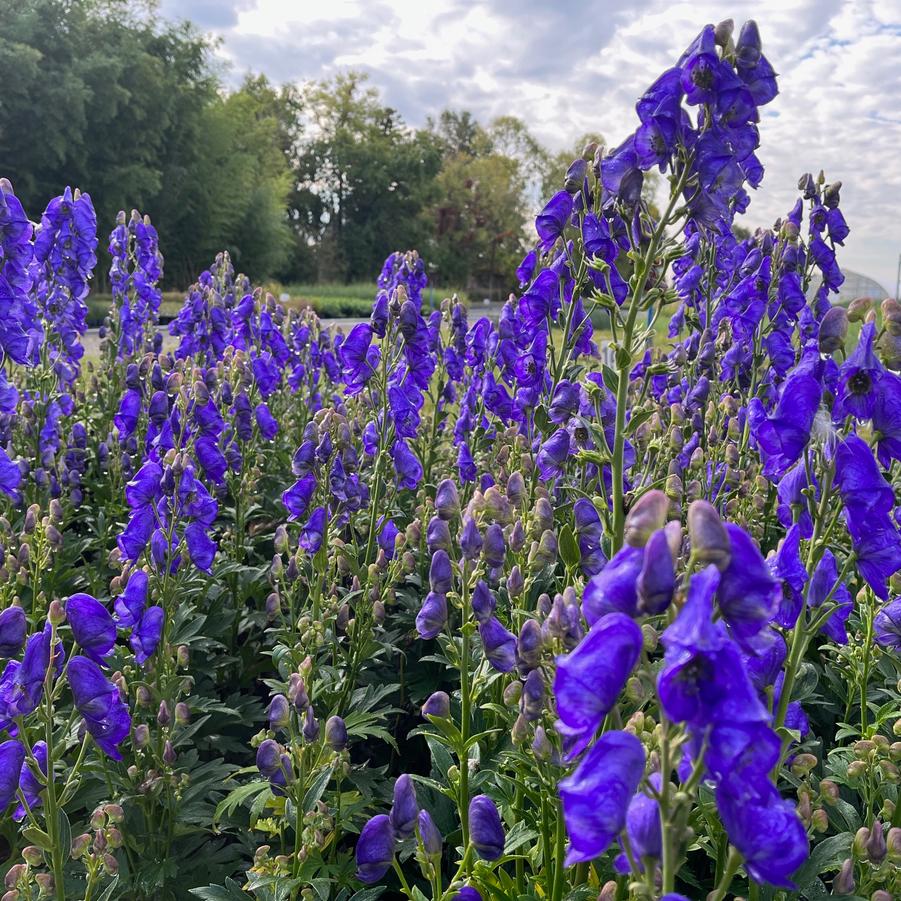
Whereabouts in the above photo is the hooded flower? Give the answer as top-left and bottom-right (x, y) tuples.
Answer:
(716, 525), (779, 642)
(558, 730), (645, 865)
(388, 774), (418, 839)
(68, 655), (131, 760)
(0, 607), (26, 658)
(355, 814), (395, 884)
(468, 794), (505, 860)
(479, 616), (517, 672)
(66, 593), (116, 664)
(554, 612), (642, 759)
(835, 322), (884, 420)
(0, 739), (25, 811)
(806, 550), (853, 644)
(13, 740), (47, 821)
(874, 597), (901, 650)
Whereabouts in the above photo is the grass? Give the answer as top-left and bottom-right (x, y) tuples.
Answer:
(279, 282), (470, 318)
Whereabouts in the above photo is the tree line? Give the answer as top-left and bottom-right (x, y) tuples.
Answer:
(0, 0), (599, 294)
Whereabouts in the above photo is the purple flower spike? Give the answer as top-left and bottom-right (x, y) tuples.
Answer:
(68, 655), (131, 760)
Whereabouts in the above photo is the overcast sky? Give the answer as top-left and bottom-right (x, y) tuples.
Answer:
(160, 0), (901, 295)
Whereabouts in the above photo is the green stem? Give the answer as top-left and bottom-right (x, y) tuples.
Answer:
(708, 847), (743, 901)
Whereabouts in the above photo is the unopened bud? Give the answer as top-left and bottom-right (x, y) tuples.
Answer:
(624, 490), (669, 547)
(687, 500), (731, 569)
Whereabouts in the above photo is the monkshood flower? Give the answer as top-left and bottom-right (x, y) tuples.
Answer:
(874, 597), (901, 650)
(554, 612), (642, 759)
(68, 655), (131, 759)
(0, 623), (53, 724)
(834, 322), (884, 420)
(468, 794), (505, 860)
(806, 550), (852, 643)
(573, 498), (606, 577)
(478, 616), (517, 672)
(388, 774), (418, 839)
(0, 739), (25, 810)
(13, 739), (47, 821)
(256, 738), (294, 795)
(392, 438), (422, 489)
(614, 773), (662, 875)
(416, 592), (447, 640)
(66, 593), (116, 664)
(356, 814), (395, 884)
(657, 565), (769, 730)
(130, 606), (164, 665)
(453, 890), (482, 901)
(558, 730), (645, 865)
(873, 370), (901, 466)
(715, 777), (808, 888)
(769, 525), (807, 629)
(0, 606), (26, 658)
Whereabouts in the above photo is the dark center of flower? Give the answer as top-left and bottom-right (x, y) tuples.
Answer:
(848, 371), (871, 395)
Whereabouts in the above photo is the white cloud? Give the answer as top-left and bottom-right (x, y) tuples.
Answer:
(163, 0), (901, 293)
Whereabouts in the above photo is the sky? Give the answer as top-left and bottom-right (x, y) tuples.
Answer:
(159, 0), (901, 295)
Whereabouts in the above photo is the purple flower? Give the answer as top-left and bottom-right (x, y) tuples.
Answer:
(429, 549), (453, 594)
(0, 624), (53, 720)
(300, 507), (327, 554)
(435, 479), (460, 520)
(459, 516), (482, 559)
(615, 774), (662, 874)
(835, 322), (884, 420)
(355, 814), (395, 884)
(68, 655), (131, 760)
(468, 794), (505, 860)
(558, 730), (645, 865)
(636, 528), (675, 615)
(658, 566), (769, 729)
(0, 606), (26, 658)
(573, 498), (606, 577)
(716, 525), (779, 642)
(13, 739), (47, 821)
(806, 550), (852, 644)
(130, 606), (164, 665)
(536, 429), (570, 480)
(66, 593), (115, 664)
(0, 739), (25, 811)
(479, 616), (517, 672)
(389, 774), (418, 839)
(715, 778), (808, 888)
(416, 592), (447, 640)
(482, 523), (506, 568)
(554, 612), (642, 759)
(769, 525), (808, 629)
(535, 191), (573, 250)
(874, 597), (901, 650)
(254, 402), (278, 440)
(392, 439), (422, 490)
(471, 580), (496, 624)
(185, 522), (217, 572)
(582, 545), (643, 625)
(282, 473), (317, 520)
(114, 570), (148, 629)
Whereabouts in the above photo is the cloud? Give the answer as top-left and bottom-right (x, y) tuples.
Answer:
(162, 0), (901, 292)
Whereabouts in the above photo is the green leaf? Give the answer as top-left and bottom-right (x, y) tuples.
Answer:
(214, 780), (271, 824)
(348, 889), (387, 901)
(303, 764), (335, 812)
(558, 525), (580, 570)
(22, 826), (52, 851)
(190, 877), (250, 899)
(793, 832), (853, 894)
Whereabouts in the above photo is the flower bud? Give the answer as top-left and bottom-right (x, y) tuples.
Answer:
(532, 497), (554, 535)
(819, 779), (840, 804)
(267, 694), (290, 729)
(418, 809), (442, 856)
(325, 715), (348, 752)
(427, 516), (452, 553)
(47, 599), (66, 626)
(516, 619), (543, 675)
(871, 893), (892, 901)
(624, 490), (670, 547)
(832, 857), (855, 894)
(509, 519), (526, 552)
(847, 296), (872, 322)
(506, 565), (524, 598)
(468, 795), (504, 860)
(133, 724), (150, 748)
(687, 500), (731, 569)
(421, 691), (450, 719)
(389, 774), (419, 840)
(531, 725), (553, 760)
(506, 472), (525, 506)
(528, 530), (557, 568)
(103, 853), (119, 875)
(71, 833), (91, 859)
(865, 820), (886, 863)
(35, 873), (55, 894)
(818, 306), (848, 353)
(163, 740), (177, 765)
(157, 700), (171, 726)
(810, 808), (828, 833)
(435, 479), (460, 520)
(520, 669), (545, 721)
(21, 846), (42, 866)
(23, 505), (39, 534)
(302, 707), (320, 742)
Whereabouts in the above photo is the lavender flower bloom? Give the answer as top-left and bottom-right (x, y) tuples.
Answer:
(256, 738), (294, 794)
(13, 740), (47, 821)
(471, 580), (496, 624)
(536, 429), (570, 480)
(299, 507), (327, 554)
(479, 617), (517, 672)
(459, 515), (483, 559)
(421, 691), (450, 719)
(355, 814), (395, 884)
(0, 607), (26, 658)
(392, 438), (423, 489)
(435, 478), (460, 520)
(66, 593), (115, 664)
(482, 523), (506, 568)
(554, 612), (642, 759)
(535, 191), (573, 251)
(389, 774), (418, 839)
(68, 655), (131, 760)
(558, 730), (645, 865)
(636, 528), (675, 614)
(0, 739), (25, 811)
(874, 597), (901, 650)
(468, 794), (505, 860)
(429, 550), (453, 594)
